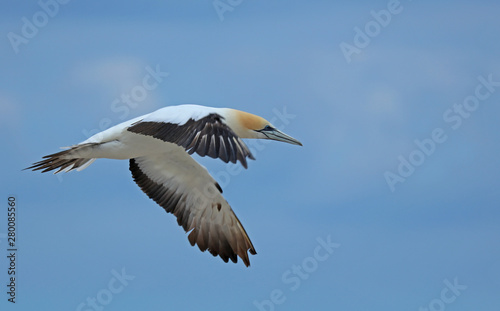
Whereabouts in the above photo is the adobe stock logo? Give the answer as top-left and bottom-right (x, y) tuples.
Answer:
(253, 235), (340, 311)
(340, 0), (403, 63)
(212, 0), (244, 21)
(75, 268), (135, 311)
(384, 74), (500, 192)
(7, 0), (72, 54)
(419, 277), (466, 311)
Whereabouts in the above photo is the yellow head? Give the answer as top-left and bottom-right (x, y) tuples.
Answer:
(224, 109), (302, 145)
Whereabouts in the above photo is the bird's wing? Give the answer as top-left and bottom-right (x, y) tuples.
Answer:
(129, 148), (257, 266)
(127, 113), (255, 168)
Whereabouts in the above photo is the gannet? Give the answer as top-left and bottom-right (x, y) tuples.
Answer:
(27, 104), (302, 267)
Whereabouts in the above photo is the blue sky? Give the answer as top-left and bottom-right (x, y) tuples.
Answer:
(2, 1), (500, 310)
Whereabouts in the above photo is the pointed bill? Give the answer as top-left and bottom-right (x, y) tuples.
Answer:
(265, 129), (303, 146)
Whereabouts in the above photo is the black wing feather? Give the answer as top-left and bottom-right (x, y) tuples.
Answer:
(127, 113), (253, 168)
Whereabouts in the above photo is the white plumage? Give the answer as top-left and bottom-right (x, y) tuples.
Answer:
(27, 104), (302, 266)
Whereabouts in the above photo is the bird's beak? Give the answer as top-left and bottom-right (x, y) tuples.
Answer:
(265, 129), (303, 146)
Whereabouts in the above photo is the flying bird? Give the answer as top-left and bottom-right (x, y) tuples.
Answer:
(27, 104), (302, 267)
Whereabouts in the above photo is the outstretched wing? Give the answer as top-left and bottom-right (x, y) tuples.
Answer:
(127, 113), (255, 168)
(129, 148), (257, 266)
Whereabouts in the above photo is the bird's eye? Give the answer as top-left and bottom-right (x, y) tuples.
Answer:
(263, 125), (274, 131)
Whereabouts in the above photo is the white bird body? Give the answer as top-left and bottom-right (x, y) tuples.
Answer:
(78, 105), (223, 159)
(28, 104), (302, 266)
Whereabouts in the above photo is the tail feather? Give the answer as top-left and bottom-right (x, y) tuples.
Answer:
(25, 143), (97, 174)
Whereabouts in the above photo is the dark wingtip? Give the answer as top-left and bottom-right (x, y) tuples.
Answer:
(23, 161), (46, 172)
(241, 160), (248, 169)
(242, 257), (250, 267)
